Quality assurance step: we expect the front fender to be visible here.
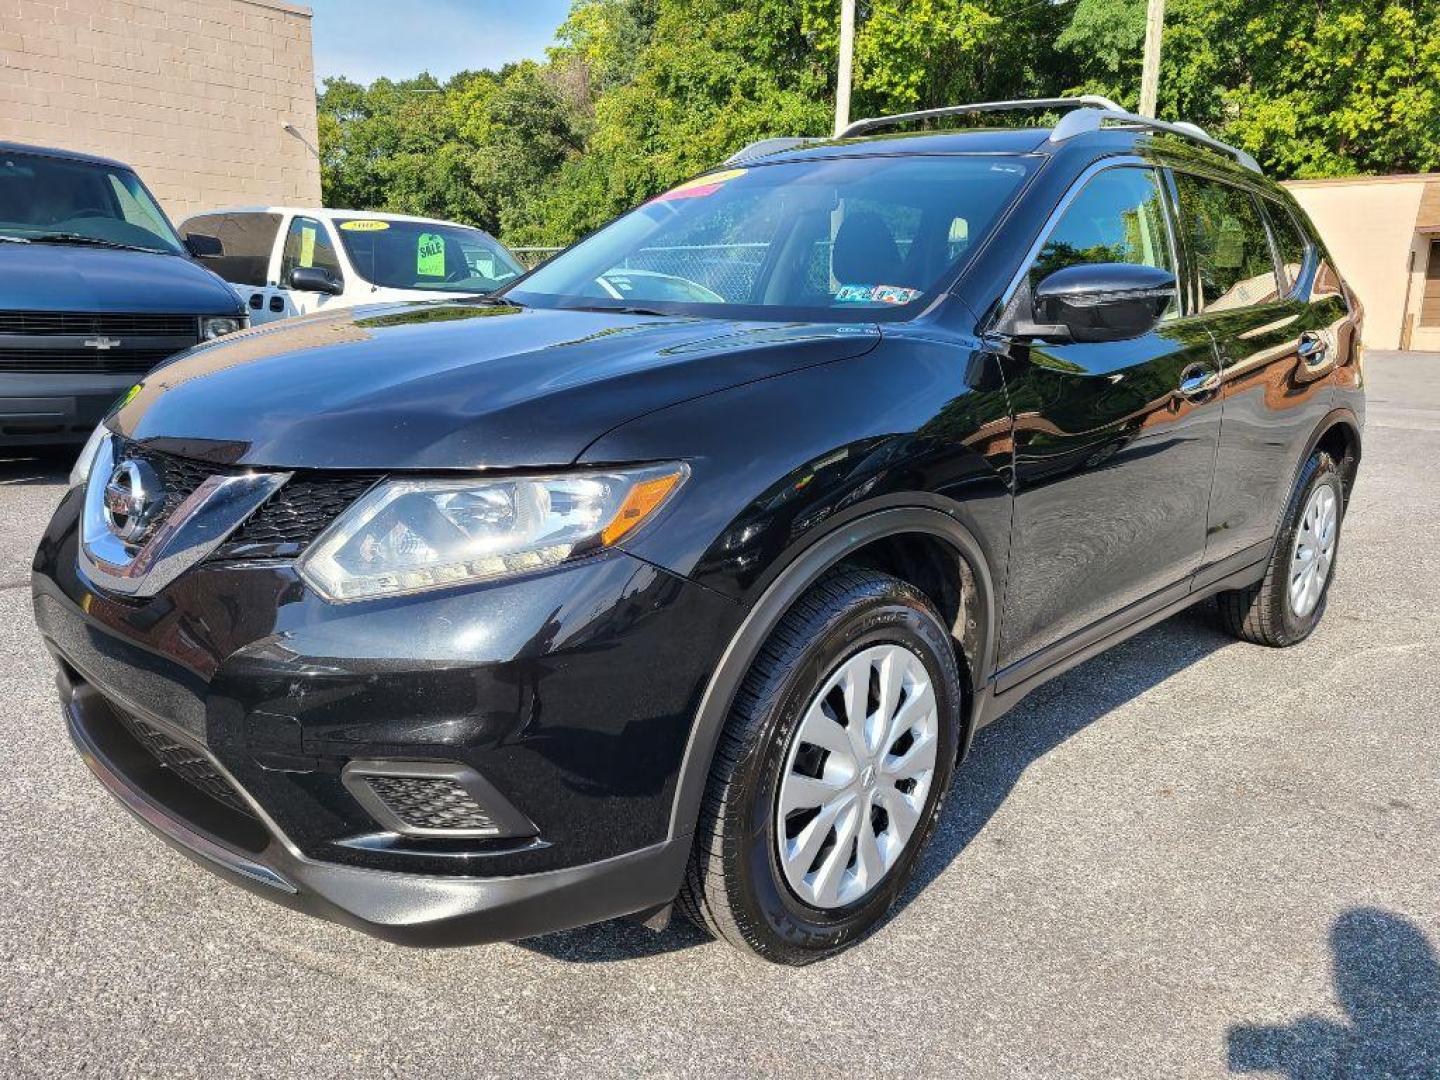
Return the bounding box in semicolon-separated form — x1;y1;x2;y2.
579;340;1016;842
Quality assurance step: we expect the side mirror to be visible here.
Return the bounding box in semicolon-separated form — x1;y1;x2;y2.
184;233;223;258
289;266;344;296
1017;263;1176;344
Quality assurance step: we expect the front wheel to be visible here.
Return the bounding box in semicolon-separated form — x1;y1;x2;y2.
1217;450;1344;647
678;567;962;964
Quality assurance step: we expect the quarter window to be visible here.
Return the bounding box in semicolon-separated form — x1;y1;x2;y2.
1029;167;1176;316
279;215;343;285
1172;174;1280;311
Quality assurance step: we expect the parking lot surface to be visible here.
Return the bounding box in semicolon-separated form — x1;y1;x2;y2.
1;352;1436;1078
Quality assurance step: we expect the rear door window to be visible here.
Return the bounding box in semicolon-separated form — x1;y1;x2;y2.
1172;173;1280;311
183;212;282;287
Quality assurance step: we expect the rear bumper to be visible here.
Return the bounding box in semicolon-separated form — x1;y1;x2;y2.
63;676;691;946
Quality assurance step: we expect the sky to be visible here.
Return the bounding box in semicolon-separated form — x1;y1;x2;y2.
306;0;575;86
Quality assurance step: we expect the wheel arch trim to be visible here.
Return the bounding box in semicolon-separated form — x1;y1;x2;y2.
1309;406;1362;486
1257;406;1362;569
666;504;997;844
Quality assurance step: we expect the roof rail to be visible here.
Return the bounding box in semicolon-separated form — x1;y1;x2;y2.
836;94;1261;175
837;95;1124;139
1049;105;1262;174
727;96;1262;175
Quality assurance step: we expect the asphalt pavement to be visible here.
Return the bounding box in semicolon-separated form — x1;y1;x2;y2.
1;351;1436;1078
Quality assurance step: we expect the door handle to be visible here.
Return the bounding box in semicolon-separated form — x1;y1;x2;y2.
1297;331;1329;366
1176;364;1220;399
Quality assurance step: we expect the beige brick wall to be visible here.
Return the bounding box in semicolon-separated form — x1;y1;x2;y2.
0;0;320;222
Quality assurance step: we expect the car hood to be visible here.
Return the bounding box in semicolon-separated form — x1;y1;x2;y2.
0;243;241;314
109;300;881;469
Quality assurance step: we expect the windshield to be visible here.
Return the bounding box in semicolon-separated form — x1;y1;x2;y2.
335;218;524;293
508;154;1035;321
0;150;184;254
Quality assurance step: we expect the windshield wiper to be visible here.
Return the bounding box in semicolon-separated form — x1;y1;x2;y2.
565;303;672;317
31;233;166;254
470;292;525;308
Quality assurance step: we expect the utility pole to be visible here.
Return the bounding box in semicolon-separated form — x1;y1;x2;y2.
834;0;856;137
1138;0;1165;117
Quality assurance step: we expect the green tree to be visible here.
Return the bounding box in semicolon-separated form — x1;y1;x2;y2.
1059;0;1440;176
316;0;1440;248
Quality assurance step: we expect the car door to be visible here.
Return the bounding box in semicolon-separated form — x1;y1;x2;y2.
1167;172;1350;585
180;211;284;322
996;163;1225;677
275;214;346;319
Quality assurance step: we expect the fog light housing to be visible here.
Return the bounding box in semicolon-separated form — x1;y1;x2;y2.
341;759;536;839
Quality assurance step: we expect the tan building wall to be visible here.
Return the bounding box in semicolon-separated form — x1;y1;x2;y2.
0;0;320;222
1285;174;1440;352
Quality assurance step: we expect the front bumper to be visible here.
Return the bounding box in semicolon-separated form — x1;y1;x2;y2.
0;371;136;443
62;677;691;945
34;486;740;944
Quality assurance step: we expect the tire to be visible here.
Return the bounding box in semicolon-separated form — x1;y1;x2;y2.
678;567;962;964
1217;450;1344;647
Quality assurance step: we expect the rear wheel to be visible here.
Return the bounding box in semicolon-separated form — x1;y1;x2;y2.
678;567;962;964
1217;450;1343;646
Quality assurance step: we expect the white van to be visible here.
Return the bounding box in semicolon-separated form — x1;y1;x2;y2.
177;207;526;324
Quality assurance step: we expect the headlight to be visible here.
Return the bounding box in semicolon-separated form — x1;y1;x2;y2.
69;423;110;488
202;316;246;340
298;464;688;601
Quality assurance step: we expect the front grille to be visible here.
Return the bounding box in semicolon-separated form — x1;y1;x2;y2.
364;776;497;833
113;709;257;820
0;347;181;374
0;311;199;336
104;438;378;558
120;440;218;521
226;473;381;552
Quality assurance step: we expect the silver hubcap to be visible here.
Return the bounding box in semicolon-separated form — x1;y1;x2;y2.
1289;483;1338;618
775;644;939;909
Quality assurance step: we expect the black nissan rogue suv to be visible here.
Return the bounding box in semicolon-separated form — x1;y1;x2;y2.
33;98;1363;964
0;143;246;444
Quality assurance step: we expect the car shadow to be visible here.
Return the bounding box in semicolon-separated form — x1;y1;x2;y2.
1227;907;1440;1077
0;445;75;486
516;603;1232;964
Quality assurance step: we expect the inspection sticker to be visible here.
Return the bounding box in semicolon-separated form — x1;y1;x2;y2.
833;284;921;304
871;285;919;304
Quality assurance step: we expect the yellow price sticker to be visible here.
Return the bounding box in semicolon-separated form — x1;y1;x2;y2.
339;219;390;232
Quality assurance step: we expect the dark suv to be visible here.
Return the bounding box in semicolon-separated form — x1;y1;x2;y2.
0;143;246;444
33;98;1363;965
